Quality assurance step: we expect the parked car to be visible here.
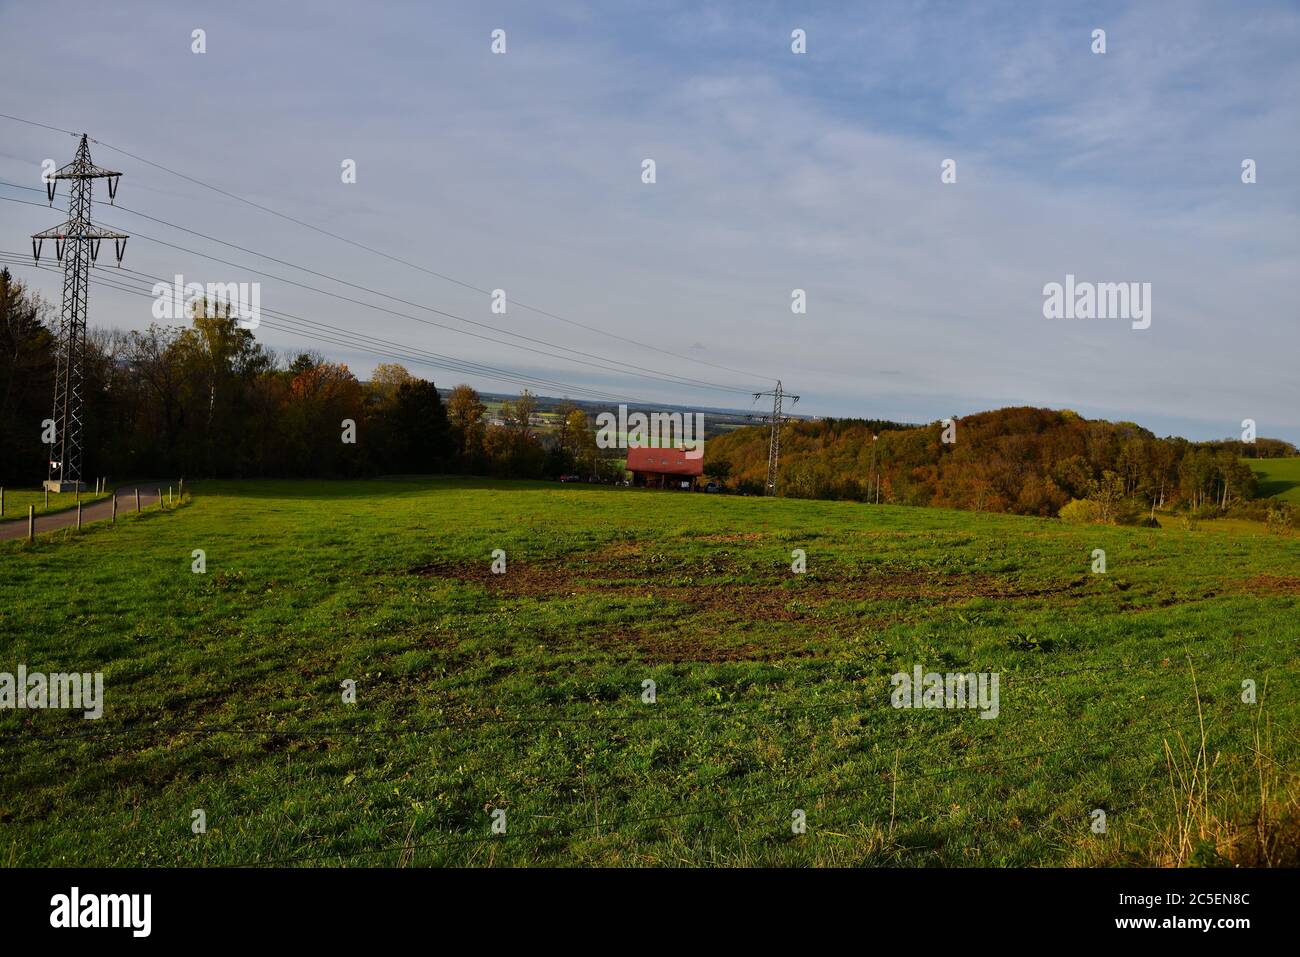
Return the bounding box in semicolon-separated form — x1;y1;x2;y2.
705;482;721;493
559;474;581;483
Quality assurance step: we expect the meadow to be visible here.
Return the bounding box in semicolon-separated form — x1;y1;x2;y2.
1250;456;1300;503
1;477;1296;867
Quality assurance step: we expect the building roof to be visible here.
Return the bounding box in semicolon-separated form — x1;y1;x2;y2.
626;445;704;476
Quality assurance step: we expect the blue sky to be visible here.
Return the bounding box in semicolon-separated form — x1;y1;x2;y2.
1;0;1296;441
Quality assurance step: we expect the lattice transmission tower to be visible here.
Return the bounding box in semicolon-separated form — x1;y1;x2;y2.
31;134;128;491
752;380;799;496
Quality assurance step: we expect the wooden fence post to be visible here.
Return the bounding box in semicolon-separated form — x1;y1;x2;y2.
135;488;141;513
77;501;82;530
27;505;34;542
44;487;49;510
112;493;117;524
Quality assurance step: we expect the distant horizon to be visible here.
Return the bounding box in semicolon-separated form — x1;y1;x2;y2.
2;1;1295;447
438;383;1294;448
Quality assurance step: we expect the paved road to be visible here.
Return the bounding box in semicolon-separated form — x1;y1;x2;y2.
0;483;168;541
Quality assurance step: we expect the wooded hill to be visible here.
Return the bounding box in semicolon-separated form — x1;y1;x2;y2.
704;407;1297;518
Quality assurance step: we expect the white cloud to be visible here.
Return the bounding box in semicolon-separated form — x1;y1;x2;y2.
0;0;1294;439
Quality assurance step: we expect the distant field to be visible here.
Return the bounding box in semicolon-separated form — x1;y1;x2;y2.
1249;456;1300;502
1;478;1296;867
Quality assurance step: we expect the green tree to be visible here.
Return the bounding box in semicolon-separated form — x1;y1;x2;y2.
385;379;452;473
0;269;55;485
704;459;732;484
446;384;487;465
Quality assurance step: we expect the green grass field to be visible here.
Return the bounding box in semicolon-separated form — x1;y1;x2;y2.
0;487;108;521
1;478;1296;867
1249;456;1300;503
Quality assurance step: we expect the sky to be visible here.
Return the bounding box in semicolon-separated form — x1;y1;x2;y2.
0;0;1296;442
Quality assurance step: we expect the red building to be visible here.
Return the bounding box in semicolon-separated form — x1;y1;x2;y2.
626;446;704;490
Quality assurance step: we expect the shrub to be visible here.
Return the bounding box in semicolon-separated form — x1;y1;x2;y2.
1058;498;1102;524
1227;500;1272;522
1266;503;1295;535
1112;499;1148;526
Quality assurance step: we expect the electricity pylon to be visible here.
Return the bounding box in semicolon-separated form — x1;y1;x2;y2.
32;134;128;491
752;380;799;496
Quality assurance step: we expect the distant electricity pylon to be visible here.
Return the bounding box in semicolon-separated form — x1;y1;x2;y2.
31;134;128;491
752;380;799;496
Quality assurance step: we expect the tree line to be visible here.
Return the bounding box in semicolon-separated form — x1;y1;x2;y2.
0;270;604;486
4;267;1293;524
705;407;1296;522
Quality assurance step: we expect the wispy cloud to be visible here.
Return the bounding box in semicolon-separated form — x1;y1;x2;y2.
0;0;1294;440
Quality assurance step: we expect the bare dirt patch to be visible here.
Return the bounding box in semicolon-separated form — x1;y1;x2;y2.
410;559;583;596
584;627;773;663
409;553;1082;614
1235;575;1300;596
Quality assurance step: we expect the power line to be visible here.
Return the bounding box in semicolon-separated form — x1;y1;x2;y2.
0;253;642;403
2;191;756;400
752;380;800;495
12;253;736;409
101;199;761;396
0;254;628;401
26;136;127;492
0;111;79;139
0;113;774;383
83;134;772;382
